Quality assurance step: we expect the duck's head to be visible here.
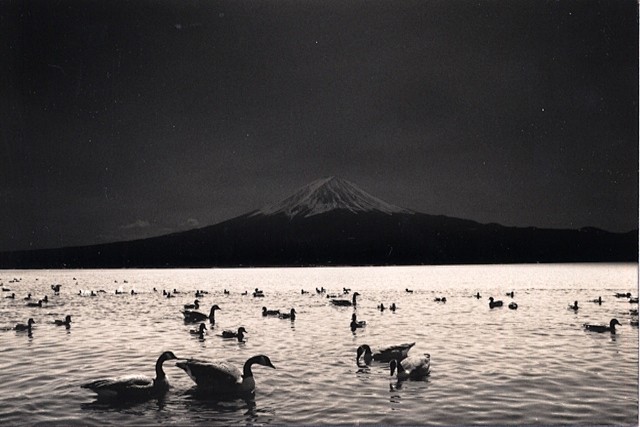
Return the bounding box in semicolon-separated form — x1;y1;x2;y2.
489;297;494;302
160;351;179;362
238;327;247;334
198;323;207;331
65;315;72;323
28;318;35;325
351;313;357;321
610;318;621;328
356;344;372;362
253;355;275;369
210;304;221;312
353;292;361;297
290;308;296;314
262;307;267;312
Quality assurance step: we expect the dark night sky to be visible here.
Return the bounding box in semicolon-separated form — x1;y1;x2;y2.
2;0;638;251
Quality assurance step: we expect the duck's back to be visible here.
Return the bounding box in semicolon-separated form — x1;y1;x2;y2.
177;359;241;391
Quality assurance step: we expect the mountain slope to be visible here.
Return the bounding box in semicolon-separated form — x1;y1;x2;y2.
0;177;636;268
252;176;412;218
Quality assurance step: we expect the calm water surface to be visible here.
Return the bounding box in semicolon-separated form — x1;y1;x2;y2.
0;264;637;426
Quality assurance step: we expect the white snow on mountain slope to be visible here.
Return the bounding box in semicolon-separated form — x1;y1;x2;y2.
252;177;413;218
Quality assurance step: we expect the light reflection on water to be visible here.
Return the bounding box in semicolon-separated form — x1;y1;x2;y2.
0;264;637;426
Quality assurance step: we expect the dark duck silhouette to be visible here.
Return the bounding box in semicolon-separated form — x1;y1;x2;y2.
81;351;179;400
221;326;247;342
356;343;415;365
390;303;397;312
190;323;207;338
405;288;413;293
183;305;221;324
568;301;579;311
24;293;32;300
488;297;503;308
26;300;43;308
377;303;385;311
584;318;621;333
54;315;72;327
390;354;431;380
590;296;603;304
474;292;481;299
262;307;280;316
508;302;518;310
279;308;296;320
176;354;275;396
184;299;200;310
350;313;366;330
14;318;35;332
331;292;360;307
5;293;15;299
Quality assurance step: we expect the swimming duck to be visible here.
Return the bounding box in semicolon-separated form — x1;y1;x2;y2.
26;300;43;308
474;292;481;299
506;291;514;298
176;354;275;396
14;318;35;332
184;300;200;310
390;354;431;380
350;313;366;330
279;308;296;320
390;303;397;312
331;292;360;307
43;295;48;303
508;302;518;310
615;292;631;298
183;305;221;324
405;288;414;293
24;293;32;300
221;327;247;342
301;289;309;294
50;284;62;293
584;318;621;333
54;315;72;326
5;293;15;299
356;343;416;365
223;289;230;295
591;296;603;304
629;297;639;304
568;301;579;311
488;297;503;308
434;297;446;303
81;351;179;400
377;303;385;311
190;323;207;338
241;291;248;296
262;307;280;316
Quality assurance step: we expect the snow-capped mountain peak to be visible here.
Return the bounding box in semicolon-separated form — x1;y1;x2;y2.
252;177;413;218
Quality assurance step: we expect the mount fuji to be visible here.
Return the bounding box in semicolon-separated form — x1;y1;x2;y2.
252;177;412;218
0;177;636;268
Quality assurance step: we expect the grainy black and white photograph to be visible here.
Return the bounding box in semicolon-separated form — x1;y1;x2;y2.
1;0;638;425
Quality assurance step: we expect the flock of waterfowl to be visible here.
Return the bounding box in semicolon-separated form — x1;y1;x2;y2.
2;275;638;404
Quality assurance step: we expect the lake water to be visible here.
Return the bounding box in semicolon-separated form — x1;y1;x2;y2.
0;264;638;426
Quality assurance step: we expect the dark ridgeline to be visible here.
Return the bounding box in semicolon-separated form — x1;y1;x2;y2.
0;177;636;268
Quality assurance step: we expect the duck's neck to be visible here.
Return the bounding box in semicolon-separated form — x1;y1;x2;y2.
155;356;167;379
209;309;216;322
242;356;258;379
352;294;357;306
